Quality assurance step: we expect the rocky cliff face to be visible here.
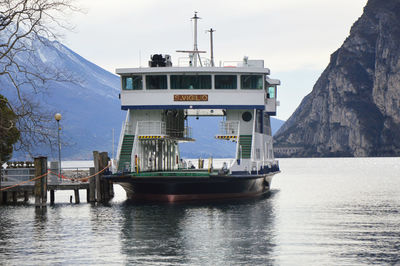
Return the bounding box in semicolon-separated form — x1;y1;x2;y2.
274;0;400;157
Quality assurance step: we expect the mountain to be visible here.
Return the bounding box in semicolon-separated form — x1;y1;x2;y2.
1;37;124;160
274;0;400;157
1;37;285;160
271;118;285;136
179;117;285;158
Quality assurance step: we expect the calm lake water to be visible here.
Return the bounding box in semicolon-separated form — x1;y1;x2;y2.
1;158;400;265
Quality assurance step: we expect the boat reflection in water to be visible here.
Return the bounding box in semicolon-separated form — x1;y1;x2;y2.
119;192;278;265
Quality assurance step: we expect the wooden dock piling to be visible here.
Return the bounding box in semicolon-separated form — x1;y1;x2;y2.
88;167;96;202
24;191;29;202
34;156;47;208
93;151;113;203
100;152;112;202
50;190;55;205
74;189;80;204
93;151;101;202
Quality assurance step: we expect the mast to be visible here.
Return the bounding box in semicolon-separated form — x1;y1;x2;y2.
192;12;200;67
176;12;206;67
207;28;215;67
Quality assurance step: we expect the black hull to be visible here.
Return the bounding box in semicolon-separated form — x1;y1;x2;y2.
108;172;278;202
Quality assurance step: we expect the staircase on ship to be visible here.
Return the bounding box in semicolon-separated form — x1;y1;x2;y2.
239;135;252;159
118;135;134;171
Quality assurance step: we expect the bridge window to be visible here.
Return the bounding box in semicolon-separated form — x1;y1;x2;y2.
268;86;275;98
170;75;211;89
241;75;263;90
215;75;237;89
122;75;142;90
146;75;167;90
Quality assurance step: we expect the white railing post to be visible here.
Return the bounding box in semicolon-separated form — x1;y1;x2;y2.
251;109;256;161
130;122;140;173
235;121;241;160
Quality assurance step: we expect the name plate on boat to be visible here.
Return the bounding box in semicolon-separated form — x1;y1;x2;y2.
174;94;208;101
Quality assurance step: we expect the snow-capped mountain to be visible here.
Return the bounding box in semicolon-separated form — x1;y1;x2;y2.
1;37;284;160
1;36;123;160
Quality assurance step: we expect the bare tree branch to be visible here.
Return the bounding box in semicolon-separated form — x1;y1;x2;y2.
0;0;79;156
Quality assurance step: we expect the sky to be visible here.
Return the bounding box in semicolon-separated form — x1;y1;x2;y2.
61;0;368;121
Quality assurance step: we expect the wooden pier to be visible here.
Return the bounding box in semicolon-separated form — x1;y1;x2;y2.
0;151;113;207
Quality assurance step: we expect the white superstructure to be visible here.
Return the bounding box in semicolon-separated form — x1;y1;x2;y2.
115;13;280;175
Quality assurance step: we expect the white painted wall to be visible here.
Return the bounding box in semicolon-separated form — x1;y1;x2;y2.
226;110;254;135
121;90;265;108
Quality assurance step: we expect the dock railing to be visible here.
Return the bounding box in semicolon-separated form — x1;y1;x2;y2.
0;166;91;188
48;166;91;185
1;167;35;187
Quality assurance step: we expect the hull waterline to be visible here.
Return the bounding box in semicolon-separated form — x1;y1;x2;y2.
109;172;278;202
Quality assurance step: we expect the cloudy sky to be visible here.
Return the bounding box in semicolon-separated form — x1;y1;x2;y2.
62;0;367;120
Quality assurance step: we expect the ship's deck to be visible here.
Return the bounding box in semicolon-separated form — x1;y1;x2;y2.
106;169;279;183
117;169;217;178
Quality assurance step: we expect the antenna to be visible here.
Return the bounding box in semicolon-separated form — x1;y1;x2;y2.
207;28;216;67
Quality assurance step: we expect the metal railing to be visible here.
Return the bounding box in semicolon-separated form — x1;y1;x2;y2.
177;57;212;67
166;126;192;139
116;121;126;163
222;61;241;67
117;111;131;163
124;124;135;135
48;167;91;185
0;166;91;187
218;121;239;136
137;121;166;136
184;126;192;138
1;168;35;187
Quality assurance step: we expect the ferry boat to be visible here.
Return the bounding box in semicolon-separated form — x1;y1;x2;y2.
107;13;281;202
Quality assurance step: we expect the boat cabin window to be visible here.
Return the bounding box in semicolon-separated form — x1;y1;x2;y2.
122;75;142;90
215;75;237;89
241;75;263;90
170;75;211;89
267;86;276;98
146;75;167;90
